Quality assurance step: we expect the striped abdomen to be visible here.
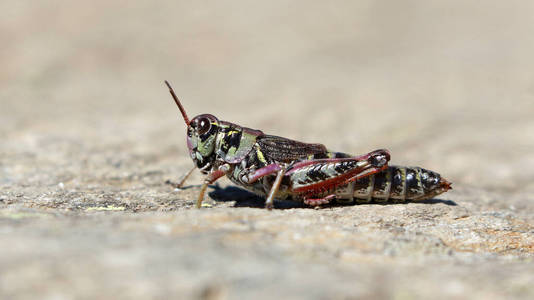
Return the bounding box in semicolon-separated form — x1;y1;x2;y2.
334;166;451;203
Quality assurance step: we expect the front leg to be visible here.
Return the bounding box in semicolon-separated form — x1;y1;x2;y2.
196;164;230;208
174;166;196;189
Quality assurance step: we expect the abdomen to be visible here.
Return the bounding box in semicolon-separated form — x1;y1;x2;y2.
334;166;451;203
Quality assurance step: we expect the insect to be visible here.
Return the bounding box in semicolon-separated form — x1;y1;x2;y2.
165;81;452;209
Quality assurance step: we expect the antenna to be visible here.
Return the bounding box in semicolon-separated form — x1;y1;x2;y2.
165;80;190;125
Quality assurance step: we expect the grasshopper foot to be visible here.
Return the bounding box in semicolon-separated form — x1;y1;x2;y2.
166;166;196;189
303;194;336;207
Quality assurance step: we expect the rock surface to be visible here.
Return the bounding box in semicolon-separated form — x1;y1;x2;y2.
1;1;533;299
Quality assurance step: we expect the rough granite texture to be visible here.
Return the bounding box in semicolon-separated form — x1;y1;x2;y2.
1;1;533;299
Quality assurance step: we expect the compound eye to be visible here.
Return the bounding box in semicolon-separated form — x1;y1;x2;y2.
197;117;211;135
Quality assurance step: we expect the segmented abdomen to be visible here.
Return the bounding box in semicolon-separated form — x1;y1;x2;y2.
334;166;444;203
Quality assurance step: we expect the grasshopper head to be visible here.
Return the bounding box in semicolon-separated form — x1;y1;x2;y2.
187;114;220;171
165;81;220;172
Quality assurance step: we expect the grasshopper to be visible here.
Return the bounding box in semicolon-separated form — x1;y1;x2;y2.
165;81;451;209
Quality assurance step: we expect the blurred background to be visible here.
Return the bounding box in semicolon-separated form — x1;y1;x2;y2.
1;1;534;299
2;1;533;192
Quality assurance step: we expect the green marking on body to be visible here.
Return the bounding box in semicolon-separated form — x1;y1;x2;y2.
256;149;267;164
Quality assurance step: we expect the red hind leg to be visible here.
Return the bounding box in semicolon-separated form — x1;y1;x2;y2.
287;149;390;195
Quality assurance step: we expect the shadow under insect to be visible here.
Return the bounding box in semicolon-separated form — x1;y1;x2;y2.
208;184;305;209
418;198;457;206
